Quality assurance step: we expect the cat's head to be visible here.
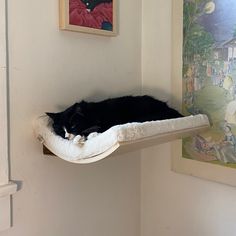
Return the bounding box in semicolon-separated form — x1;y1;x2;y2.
81;0;111;11
82;0;98;11
46;103;89;139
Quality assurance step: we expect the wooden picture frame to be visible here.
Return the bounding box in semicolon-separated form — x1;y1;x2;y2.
171;0;236;187
59;0;117;36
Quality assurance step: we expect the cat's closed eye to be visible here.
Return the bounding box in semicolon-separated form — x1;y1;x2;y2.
70;125;78;133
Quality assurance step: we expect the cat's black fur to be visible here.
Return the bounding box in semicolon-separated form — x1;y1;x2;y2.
46;95;183;139
81;0;112;11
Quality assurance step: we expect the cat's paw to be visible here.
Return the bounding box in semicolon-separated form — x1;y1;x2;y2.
87;132;99;140
73;135;86;145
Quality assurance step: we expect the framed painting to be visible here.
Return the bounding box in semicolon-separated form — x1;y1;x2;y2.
59;0;117;36
171;0;236;186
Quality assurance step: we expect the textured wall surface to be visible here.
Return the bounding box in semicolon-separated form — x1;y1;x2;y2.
4;0;142;235
141;1;236;236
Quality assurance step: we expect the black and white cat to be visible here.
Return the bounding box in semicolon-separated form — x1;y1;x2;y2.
46;95;182;140
81;0;112;11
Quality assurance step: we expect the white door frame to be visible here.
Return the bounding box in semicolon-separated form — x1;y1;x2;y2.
0;0;17;231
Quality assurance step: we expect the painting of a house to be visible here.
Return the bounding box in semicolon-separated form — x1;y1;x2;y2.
214;37;236;62
182;0;236;167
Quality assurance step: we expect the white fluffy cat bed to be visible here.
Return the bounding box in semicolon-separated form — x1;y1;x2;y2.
33;114;210;164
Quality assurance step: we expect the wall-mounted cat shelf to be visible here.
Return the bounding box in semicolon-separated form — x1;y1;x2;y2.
34;114;210;164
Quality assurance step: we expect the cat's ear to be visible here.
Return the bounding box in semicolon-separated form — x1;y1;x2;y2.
74;104;85;117
46;112;59;120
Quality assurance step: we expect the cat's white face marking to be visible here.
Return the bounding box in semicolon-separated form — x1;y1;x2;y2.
63;127;75;140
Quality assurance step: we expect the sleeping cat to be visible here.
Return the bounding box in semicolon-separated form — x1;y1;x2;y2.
81;0;112;11
46;95;183;140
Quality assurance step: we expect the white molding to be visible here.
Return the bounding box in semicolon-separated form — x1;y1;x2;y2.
0;183;17;198
0;183;17;231
0;0;17;231
0;196;11;231
0;0;9;185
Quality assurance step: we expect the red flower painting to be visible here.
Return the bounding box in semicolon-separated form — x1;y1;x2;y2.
69;0;113;31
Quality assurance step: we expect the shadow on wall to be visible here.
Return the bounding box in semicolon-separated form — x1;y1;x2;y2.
46;86;180;115
142;86;182;111
55;87;142;110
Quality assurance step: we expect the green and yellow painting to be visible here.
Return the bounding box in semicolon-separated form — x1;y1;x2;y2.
182;0;236;168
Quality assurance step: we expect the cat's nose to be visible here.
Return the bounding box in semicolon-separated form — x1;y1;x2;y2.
65;132;70;139
65;132;72;139
65;133;75;140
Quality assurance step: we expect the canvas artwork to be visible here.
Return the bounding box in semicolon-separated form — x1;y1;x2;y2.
182;0;236;168
59;0;116;36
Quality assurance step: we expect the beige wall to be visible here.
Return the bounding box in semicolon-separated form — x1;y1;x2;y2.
141;0;236;236
3;0;141;235
4;0;236;236
142;0;172;101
